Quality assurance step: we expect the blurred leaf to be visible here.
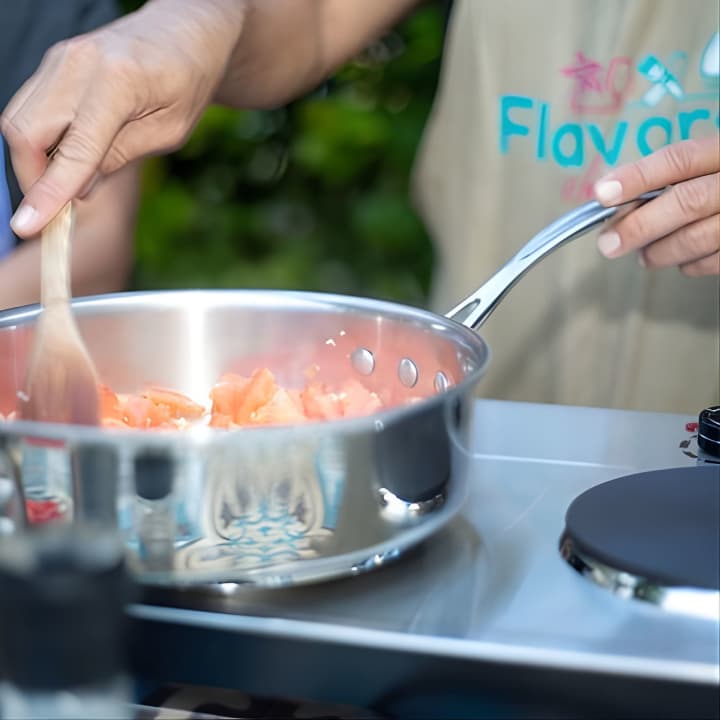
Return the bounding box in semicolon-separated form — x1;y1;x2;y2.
352;192;425;260
124;3;445;307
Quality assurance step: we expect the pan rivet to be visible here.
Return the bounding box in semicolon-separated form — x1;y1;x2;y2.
351;348;375;376
434;372;449;393
398;358;418;388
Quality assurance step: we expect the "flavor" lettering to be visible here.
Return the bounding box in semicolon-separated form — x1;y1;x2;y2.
499;95;717;168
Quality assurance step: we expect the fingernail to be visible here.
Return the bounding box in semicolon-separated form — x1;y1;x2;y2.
637;251;647;268
10;204;39;235
594;179;623;205
597;231;622;258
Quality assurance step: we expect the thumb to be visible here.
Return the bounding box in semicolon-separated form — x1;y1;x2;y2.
10;95;124;237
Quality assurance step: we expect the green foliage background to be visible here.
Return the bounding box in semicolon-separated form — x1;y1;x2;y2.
120;2;447;306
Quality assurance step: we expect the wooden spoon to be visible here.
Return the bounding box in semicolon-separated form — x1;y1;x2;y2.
18;202;100;425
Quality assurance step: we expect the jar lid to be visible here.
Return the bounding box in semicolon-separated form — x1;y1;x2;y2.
698;406;720;460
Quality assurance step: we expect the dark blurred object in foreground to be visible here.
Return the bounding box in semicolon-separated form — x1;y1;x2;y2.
0;527;134;719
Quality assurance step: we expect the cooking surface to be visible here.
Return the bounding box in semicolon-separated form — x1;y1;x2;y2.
564;466;720;590
131;400;719;709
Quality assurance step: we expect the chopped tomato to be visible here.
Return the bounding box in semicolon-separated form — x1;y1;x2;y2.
254;388;307;426
339;378;384;418
122;395;171;429
229;368;278;424
98;384;123;422
209;412;234;429
287;389;303;409
210;374;250;418
143;387;205;420
101;417;131;430
301;382;343;420
21;362;394;431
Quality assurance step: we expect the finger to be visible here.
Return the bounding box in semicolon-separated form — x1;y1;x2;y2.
594;135;720;206
0;117;53;195
9;84;128;237
0;43;80;190
0;39;61;124
679;251;720;278
639;214;720;269
597;174;720;258
77;172;103;199
1;89;72;193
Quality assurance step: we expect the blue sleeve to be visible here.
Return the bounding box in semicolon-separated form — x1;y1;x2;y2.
0;140;13;259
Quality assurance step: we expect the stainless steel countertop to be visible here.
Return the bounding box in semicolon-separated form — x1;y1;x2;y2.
130;400;719;714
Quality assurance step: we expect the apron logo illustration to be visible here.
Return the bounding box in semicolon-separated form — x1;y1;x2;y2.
700;32;719;82
497;33;720;202
636;53;687;106
561;51;634;115
632;33;719;108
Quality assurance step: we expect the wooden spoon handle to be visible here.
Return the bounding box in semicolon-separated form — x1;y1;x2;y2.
40;202;74;307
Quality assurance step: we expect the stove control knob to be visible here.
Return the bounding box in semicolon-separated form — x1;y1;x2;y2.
697;406;720;464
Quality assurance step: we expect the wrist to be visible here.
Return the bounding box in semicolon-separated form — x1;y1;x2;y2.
141;0;249;85
211;0;256;107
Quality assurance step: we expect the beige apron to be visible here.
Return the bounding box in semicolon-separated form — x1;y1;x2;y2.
413;0;719;414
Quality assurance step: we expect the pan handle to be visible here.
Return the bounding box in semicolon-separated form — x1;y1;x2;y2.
446;190;664;330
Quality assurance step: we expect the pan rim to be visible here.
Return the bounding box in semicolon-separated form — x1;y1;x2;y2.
0;288;491;447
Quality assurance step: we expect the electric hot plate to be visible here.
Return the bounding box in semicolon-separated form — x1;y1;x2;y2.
560;465;720;619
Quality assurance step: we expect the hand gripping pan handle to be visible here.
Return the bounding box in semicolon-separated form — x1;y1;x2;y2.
447;191;663;330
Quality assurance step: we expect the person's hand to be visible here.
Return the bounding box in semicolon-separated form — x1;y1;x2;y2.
593;135;719;277
0;0;246;238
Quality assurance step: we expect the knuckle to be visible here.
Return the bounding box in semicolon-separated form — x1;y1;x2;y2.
680;254;718;278
686;217;720;257
631;161;654;192
55;130;104;166
33;175;66;206
41;39;68;64
641;243;661;268
618;211;648;246
672;179;709;218
104;50;140;85
649;217;719;270
35;36;99;81
61;35;100;64
642;242;667;269
662;140;694;181
0;113;19;142
0;112;40;155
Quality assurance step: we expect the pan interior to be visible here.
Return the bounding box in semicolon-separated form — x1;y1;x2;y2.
0;290;489;420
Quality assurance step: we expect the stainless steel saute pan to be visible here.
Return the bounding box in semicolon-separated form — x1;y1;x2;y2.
0;193;658;587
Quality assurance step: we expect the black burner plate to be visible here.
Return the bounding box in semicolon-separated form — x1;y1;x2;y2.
563;465;720;590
